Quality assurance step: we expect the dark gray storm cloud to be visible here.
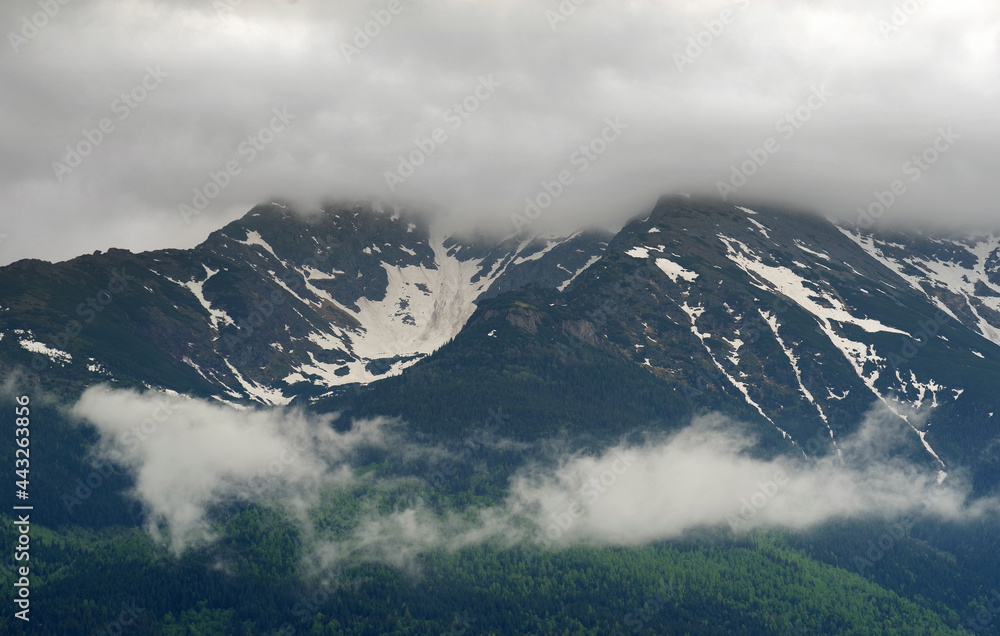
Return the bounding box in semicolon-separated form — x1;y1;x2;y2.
1;0;998;265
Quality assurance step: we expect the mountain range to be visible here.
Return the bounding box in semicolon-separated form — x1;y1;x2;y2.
3;195;999;488
4;195;1000;634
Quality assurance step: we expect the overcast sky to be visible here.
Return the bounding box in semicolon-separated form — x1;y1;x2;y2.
1;0;998;265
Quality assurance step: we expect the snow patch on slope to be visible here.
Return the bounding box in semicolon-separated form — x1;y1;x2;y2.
680;302;794;442
760;309;842;460
513;238;563;265
719;234;946;468
747;217;770;238
237;230;284;265
558;254;603;291
718;235;909;337
840;228;1000;347
655;258;698;284
223;359;292;406
179;265;235;331
282;233;518;388
19;338;71;364
794;240;831;261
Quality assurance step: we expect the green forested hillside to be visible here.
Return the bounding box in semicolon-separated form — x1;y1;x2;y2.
2;512;993;635
3;392;1000;634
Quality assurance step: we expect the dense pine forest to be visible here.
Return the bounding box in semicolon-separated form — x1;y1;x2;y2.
3;394;1000;634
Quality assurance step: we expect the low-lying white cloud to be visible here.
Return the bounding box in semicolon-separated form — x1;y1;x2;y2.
72;388;998;564
509;410;989;547
72;386;393;551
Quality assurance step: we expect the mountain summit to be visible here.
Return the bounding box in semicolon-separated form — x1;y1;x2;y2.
0;201;608;403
